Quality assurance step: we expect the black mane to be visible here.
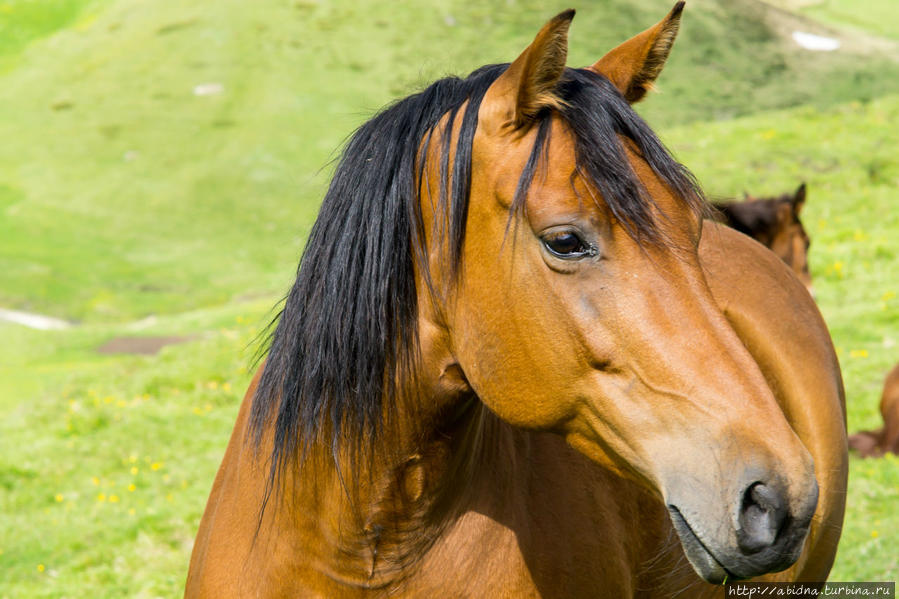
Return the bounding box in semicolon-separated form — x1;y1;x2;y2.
250;64;705;484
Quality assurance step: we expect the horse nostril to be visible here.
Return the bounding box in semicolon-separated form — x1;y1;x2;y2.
737;482;787;554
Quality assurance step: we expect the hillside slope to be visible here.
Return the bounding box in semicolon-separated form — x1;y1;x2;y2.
1;0;897;322
1;1;898;594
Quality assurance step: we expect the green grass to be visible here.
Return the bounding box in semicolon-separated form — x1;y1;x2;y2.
796;0;899;41
0;0;107;72
1;0;899;595
0;300;269;597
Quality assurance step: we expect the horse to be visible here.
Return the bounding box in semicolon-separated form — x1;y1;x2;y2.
848;362;899;458
712;183;813;293
186;5;847;597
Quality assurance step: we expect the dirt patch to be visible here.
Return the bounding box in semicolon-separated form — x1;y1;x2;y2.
97;336;194;355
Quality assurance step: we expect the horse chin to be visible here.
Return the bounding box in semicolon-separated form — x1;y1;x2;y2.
667;504;809;584
666;506;730;584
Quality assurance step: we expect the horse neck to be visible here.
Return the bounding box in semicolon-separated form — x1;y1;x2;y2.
279;323;521;588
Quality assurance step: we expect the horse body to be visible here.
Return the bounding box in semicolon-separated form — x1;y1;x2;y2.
849;363;899;457
187;5;846;597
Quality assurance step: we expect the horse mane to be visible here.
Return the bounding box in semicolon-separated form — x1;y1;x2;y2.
249;64;706;489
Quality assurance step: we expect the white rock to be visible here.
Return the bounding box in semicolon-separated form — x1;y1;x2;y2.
792;31;840;52
0;308;71;330
193;82;225;96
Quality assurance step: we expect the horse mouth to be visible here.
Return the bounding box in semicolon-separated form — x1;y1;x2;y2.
667;506;732;584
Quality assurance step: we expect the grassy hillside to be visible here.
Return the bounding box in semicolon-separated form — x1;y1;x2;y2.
769;0;899;41
1;0;898;595
1;0;898;322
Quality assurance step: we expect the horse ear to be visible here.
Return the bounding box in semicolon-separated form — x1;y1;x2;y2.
792;182;807;216
482;10;574;133
589;2;684;103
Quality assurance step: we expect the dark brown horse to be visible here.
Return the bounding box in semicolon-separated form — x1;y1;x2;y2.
713;183;812;293
186;5;846;597
848;362;899;458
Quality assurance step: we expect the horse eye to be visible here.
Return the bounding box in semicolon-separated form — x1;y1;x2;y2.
542;231;592;258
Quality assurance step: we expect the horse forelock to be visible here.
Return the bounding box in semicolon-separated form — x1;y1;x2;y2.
562;69;707;239
249;62;707;492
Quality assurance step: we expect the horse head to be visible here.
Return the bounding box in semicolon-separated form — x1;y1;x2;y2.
420;4;818;583
715;183;812;294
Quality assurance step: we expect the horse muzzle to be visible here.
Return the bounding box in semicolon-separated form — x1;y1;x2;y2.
665;475;818;583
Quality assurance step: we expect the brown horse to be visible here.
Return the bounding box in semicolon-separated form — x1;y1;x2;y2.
712;183;813;293
848;362;899;457
186;5;847;597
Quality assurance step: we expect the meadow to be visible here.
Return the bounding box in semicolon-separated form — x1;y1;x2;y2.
1;0;897;596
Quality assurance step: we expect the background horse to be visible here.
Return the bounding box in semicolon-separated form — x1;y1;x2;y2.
712;183;812;293
187;5;846;597
848;362;899;458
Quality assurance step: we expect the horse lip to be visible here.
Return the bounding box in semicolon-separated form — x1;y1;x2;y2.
666;505;732;584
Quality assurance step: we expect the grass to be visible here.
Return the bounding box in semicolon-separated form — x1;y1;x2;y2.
0;0;106;72
0;302;266;597
1;0;898;595
793;0;899;41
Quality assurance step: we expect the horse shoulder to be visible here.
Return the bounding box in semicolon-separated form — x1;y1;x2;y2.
698;222;847;581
